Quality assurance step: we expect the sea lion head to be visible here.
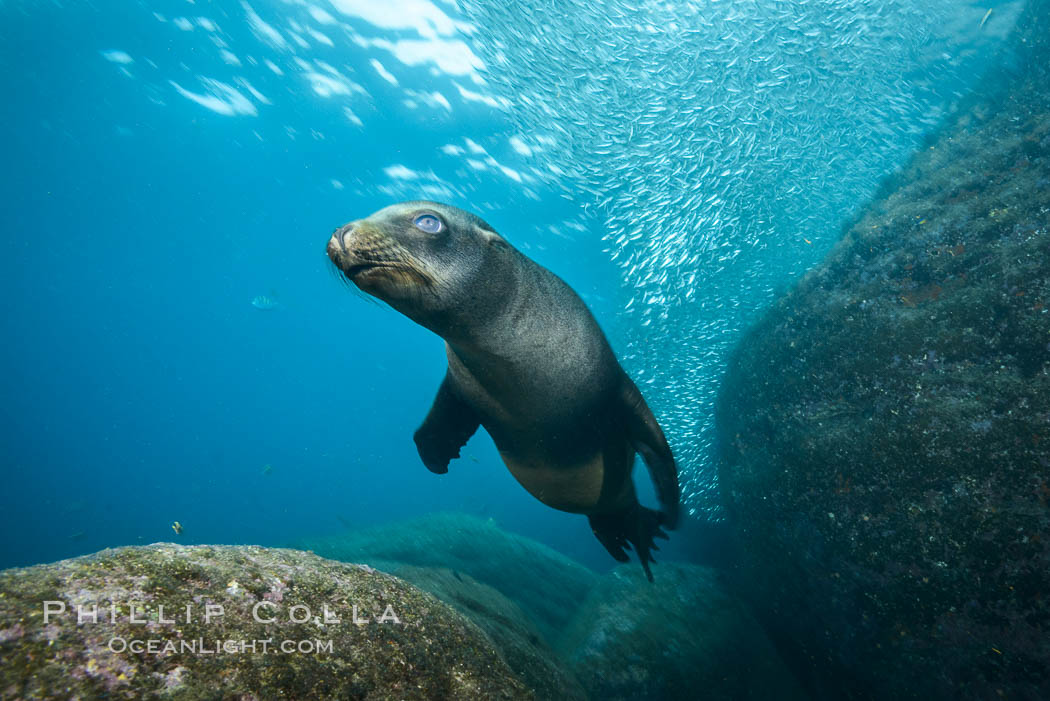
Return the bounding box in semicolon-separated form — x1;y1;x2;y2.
327;201;513;335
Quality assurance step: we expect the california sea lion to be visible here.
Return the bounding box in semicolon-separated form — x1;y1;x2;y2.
326;201;680;579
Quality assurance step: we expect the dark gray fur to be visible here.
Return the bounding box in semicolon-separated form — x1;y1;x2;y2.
327;201;680;579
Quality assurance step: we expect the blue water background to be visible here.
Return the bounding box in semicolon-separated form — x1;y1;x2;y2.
0;0;629;571
0;0;1018;569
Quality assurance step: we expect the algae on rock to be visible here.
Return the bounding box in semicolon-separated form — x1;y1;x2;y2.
0;544;532;700
717;1;1050;698
557;563;807;701
381;563;588;701
298;512;597;645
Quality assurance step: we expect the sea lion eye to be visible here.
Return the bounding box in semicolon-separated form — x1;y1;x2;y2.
413;213;443;234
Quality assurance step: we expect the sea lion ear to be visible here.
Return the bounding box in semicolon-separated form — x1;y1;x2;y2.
479;227;509;249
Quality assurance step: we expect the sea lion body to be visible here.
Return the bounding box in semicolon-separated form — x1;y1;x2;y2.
439;264;630;514
326;201;680;578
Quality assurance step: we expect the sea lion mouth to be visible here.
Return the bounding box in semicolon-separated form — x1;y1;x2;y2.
342;262;415;283
327;235;394;277
341;259;433;292
326;226;435;294
344;262;388;277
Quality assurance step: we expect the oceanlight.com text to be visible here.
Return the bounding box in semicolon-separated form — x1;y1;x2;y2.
108;637;335;655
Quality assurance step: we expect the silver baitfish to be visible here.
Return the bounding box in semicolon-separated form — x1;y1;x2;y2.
251;295;281;311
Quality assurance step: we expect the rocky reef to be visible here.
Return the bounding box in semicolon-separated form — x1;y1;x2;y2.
558;563;807;701
300;513;806;700
0;517;809;700
717;1;1050;699
0;544;531;700
298;512;597;645
380;564;588;701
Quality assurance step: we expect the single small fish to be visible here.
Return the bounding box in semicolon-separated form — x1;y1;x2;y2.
251;295;280;311
979;8;993;29
261;463;273;476
172;521;183;535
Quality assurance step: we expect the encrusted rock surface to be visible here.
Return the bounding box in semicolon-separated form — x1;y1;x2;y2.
557;563;807;701
299;512;597;644
0;544;531;700
383;563;587;701
717;1;1050;698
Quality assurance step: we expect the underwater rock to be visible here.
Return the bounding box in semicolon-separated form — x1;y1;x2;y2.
0;544;531;700
717;1;1050;699
299;513;598;644
557;563;807;701
380;564;588;701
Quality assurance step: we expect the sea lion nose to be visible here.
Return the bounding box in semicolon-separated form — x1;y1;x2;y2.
328;224;354;255
325;235;341;262
326;225;352;261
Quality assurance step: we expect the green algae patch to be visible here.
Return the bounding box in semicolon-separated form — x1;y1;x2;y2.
0;544;532;700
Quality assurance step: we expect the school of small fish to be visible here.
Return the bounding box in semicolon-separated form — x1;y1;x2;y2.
117;0;1016;518
458;0;1014;517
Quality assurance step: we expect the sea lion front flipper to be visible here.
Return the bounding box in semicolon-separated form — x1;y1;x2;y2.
413;374;480;474
621;380;681;529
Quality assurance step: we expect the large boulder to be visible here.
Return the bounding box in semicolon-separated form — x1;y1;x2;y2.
557;563;806;701
717;1;1050;699
383;564;587;701
0;544;531;700
298;513;597;644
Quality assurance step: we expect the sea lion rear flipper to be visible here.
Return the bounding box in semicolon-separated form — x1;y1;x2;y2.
413;374;480;474
621;380;681;529
589;505;669;582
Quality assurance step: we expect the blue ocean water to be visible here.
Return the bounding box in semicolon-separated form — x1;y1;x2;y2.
0;0;1020;571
